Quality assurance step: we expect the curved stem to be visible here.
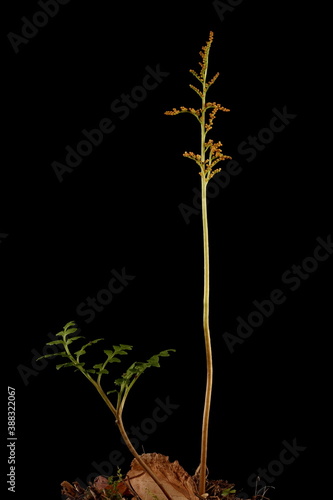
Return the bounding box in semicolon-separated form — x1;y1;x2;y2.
93;381;173;500
198;60;213;494
116;415;173;500
57;332;174;499
198;175;213;495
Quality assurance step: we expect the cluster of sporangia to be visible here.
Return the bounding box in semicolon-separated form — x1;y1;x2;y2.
165;31;231;181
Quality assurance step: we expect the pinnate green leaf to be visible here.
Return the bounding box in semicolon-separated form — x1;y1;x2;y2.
93;363;104;370
92;363;110;375
56;330;76;338
74;348;86;358
147;355;160;367
56;361;77;370
90;338;104;345
56;331;68;338
104;344;132;359
55;321;78;339
74;338;104;358
64;321;77;330
114;349;175;388
66;336;85;345
158;349;175;357
114;344;133;353
114;377;125;386
46;340;65;346
36;351;68;360
109;356;121;363
63;328;77;334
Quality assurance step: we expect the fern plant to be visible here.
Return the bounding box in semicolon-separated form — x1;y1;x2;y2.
38;321;175;500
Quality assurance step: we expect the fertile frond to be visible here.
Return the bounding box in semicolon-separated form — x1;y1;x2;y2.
189;84;204;99
165;106;201;122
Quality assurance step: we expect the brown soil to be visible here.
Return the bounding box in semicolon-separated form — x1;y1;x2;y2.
60;453;264;500
61;478;264;500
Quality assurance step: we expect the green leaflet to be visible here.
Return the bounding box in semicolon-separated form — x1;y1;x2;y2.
108;357;121;363
75;338;104;359
222;487;236;497
66;336;85;345
56;327;77;337
104;345;133;357
93;363;110;375
114;350;176;389
36;351;67;360
56;362;85;370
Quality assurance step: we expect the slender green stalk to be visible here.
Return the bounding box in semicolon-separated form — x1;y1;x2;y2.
199;171;213;496
165;31;231;496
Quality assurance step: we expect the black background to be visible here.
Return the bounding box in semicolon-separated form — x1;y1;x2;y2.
2;1;331;499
